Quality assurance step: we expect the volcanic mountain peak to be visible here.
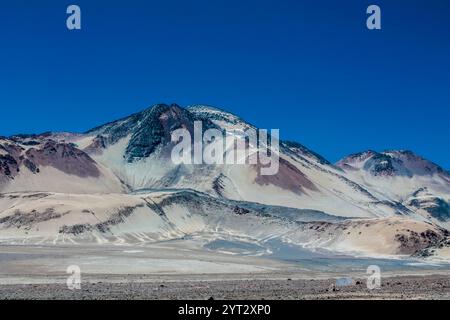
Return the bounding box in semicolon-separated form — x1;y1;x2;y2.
188;104;255;131
188;104;241;122
336;150;377;166
86;103;185;136
84;104;204;162
337;149;448;178
384;150;447;176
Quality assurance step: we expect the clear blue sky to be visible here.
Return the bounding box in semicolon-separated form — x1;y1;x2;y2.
0;0;449;168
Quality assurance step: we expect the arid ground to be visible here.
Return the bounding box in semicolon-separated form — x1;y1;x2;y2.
1;274;449;300
0;243;449;299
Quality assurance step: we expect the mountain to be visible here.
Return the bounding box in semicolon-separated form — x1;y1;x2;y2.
0;136;124;194
336;149;450;230
0;103;449;261
337;150;450;178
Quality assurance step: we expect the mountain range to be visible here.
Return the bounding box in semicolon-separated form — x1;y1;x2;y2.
1;104;449;261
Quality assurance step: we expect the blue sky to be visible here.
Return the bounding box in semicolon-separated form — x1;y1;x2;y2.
0;0;449;168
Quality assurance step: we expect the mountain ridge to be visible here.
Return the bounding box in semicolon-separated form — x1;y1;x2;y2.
1;103;449;261
3;103;448;174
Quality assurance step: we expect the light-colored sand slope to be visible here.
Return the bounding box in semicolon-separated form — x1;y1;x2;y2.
0;190;448;260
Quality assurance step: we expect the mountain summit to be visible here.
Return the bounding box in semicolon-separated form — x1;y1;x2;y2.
337;150;449;178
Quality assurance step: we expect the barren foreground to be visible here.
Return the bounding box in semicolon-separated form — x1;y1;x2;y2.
0;274;449;300
1;244;449;299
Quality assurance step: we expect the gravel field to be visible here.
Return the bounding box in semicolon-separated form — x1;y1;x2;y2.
1;244;449;300
1;274;449;300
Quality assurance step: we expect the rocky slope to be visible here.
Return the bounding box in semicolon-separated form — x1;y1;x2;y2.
0;190;447;259
0;103;449;260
